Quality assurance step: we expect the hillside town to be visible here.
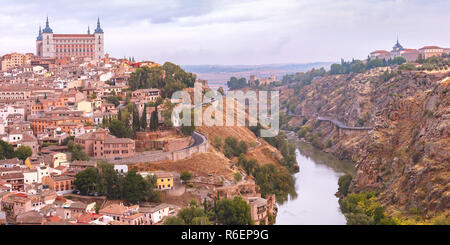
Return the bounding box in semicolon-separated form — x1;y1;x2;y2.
0;18;278;226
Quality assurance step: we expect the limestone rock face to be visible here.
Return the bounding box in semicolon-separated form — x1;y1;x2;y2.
280;69;449;217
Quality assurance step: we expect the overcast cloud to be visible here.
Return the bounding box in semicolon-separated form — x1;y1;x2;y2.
0;0;449;65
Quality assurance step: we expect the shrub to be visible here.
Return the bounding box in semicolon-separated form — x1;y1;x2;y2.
180;171;192;181
338;174;353;196
233;172;242;182
213;136;223;149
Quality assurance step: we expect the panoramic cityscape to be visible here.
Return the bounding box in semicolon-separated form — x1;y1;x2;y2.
0;0;448;237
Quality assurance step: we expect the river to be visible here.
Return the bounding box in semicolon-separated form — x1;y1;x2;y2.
276;139;356;225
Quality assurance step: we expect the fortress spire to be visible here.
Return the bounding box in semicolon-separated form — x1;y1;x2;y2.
42;16;53;33
36;26;42;41
95;17;104;33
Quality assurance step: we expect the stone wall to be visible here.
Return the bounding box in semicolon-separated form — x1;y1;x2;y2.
135;129;192;152
167;131;209;161
111;131;209;165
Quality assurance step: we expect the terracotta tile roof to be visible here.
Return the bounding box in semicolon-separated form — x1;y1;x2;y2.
53;34;95;38
419;46;442;50
16;211;44;224
0;172;24;180
139;203;170;213
69;201;88;210
152;172;173;178
371;50;390;54
52;175;74;182
0;166;22;172
99;204;128;215
77;213;103;224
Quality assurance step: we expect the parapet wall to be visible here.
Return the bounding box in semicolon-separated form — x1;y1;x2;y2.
135;129;192;152
167;131;209;161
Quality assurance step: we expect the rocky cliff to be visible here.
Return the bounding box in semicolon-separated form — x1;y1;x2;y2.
280;68;449;219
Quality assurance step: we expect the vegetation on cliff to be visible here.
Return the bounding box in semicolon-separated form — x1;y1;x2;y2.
237;155;295;203
339;191;396;225
128;62;196;97
164;196;252;225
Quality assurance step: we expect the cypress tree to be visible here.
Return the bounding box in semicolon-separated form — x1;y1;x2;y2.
132;104;140;132
140;104;148;130
118;109;122;122
150;106;158;131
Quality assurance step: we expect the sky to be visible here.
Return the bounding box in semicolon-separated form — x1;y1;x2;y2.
0;0;449;65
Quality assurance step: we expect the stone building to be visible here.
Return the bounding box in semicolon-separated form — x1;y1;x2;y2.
369;39;449;62
36;17;104;60
419;46;446;59
74;129;135;159
1;53;25;71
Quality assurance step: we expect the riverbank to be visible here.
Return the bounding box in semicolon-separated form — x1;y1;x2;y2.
276;138;355;225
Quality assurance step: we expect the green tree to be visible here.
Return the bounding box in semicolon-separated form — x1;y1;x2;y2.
253;163;295;201
212;136;223;149
109;119;132;138
224;137;240;157
150;107;158;131
192;216;211;225
132;103;140;133
238;140;248;154
123;170;148;204
179;109;195;136
216;196;252;225
14;145;33;161
0;140;15;159
140;104;148;130
128;63;196;97
145;175;162;203
161;101;175;128
233;172;242;182
164;216;186;225
96;161;123;199
74;167;98;195
68;141;89;161
227;77;248;90
60;136;74;146
178;206;207;225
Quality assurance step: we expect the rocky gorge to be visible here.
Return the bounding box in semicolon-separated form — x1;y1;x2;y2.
279;67;449;221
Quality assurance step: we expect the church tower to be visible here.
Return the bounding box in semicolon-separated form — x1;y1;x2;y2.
94;17;105;60
36;26;43;56
41;17;55;58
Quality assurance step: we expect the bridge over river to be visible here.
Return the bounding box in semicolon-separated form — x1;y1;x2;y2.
288;113;373;131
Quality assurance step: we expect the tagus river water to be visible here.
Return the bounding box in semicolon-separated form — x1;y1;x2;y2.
276;138;356;225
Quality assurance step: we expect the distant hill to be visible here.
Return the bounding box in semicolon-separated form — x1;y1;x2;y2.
182;62;333;90
182;62;332;74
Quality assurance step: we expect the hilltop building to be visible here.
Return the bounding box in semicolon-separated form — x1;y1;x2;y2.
36;17;104;60
370;38;449;62
249;74;277;86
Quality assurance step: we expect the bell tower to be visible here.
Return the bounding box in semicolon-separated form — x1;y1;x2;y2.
94;17;105;60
